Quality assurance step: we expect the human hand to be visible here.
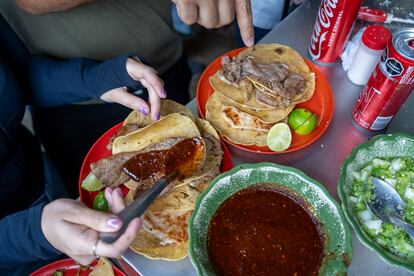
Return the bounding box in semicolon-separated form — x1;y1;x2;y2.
172;0;254;46
100;57;166;120
41;188;140;265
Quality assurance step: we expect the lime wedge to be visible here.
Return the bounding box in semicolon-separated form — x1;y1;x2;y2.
81;173;103;192
288;108;319;135
267;123;292;152
295;113;318;135
93;191;109;212
288;108;313;130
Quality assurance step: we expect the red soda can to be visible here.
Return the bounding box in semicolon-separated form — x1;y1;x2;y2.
352;28;414;131
309;0;363;63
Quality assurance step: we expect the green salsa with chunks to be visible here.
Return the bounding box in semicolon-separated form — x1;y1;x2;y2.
350;157;414;259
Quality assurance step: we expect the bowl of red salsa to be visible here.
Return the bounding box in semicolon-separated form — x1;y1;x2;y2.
188;163;352;275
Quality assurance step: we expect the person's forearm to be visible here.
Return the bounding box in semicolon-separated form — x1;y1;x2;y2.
16;0;96;15
28;54;141;107
0;200;60;267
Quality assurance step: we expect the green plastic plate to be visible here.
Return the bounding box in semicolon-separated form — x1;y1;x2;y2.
338;133;414;272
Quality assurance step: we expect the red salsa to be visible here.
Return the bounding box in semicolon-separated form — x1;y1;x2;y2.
122;137;204;181
208;185;324;275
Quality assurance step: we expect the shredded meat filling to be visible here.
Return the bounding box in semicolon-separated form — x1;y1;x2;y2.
221;56;242;83
256;90;289;108
219;55;307;105
257;62;289;83
283;73;306;99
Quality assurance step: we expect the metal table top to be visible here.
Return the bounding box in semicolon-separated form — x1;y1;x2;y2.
119;0;414;275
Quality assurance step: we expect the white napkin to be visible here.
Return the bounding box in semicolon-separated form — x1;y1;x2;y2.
341;27;366;71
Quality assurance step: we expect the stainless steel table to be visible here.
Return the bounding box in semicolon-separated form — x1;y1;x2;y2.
118;0;414;275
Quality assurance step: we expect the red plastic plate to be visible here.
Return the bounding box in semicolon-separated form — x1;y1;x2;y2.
30;258;125;276
79;122;234;207
196;48;335;154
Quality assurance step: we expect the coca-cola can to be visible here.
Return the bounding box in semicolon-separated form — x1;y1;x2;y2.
352;28;414;131
309;0;363;63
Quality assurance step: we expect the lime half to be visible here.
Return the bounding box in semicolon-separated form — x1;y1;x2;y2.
295;113;318;135
267;123;292;152
288;108;319;136
93;191;109;212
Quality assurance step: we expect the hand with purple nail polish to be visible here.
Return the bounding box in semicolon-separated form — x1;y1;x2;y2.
100;57;165;121
41;193;141;265
139;106;149;116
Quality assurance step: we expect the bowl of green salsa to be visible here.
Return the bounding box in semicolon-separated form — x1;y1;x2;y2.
338;133;414;271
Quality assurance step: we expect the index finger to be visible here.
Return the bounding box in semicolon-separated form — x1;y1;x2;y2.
61;203;122;232
139;66;166;99
141;79;161;121
235;0;254;46
105;187;126;214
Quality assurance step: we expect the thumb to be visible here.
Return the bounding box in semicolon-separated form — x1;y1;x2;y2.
61;204;123;232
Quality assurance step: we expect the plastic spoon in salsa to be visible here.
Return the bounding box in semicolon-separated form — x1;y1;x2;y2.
367;177;414;241
99;137;205;243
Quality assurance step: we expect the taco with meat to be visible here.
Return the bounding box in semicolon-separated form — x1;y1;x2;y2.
206;92;287;146
210;44;315;110
81;100;223;260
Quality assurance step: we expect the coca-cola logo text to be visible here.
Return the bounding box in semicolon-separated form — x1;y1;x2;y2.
309;0;338;60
